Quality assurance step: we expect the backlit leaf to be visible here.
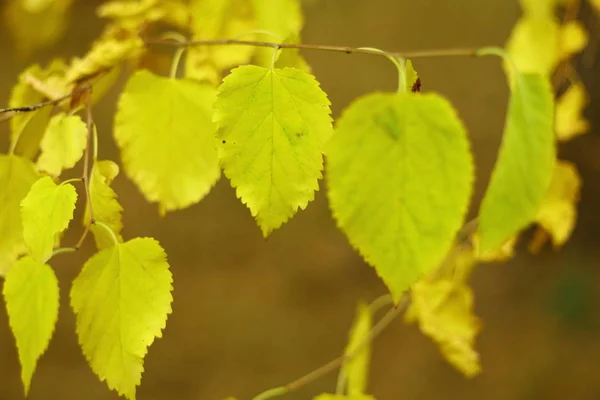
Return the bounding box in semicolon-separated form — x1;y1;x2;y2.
70;238;173;400
405;280;481;377
558;21;588;61
0;155;39;275
21;176;77;263
97;0;189;29
532;160;581;249
3;0;74;58
341;302;372;396
3;256;59;395
186;0;256;83
274;34;312;73
506;15;560;77
37;113;87;176
65;35;144;83
214;65;333;235
478;73;555;253
326;92;473;301
8;63;62;159
252;0;303;67
555;82;589;141
86;160;124;249
114;70;220;213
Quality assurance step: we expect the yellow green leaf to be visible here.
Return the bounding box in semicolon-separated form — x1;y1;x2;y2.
341;302;372;396
0;155;39;275
533;160;581;248
37;113;87;176
86;160;124;249
214;65;333;236
506;15;560;77
185;0;256;83
70;237;173;400
21;176;77;263
478;73;555;253
3;256;59;395
114;70;220;213
405;280;481;377
97;0;189;31
251;0;303;67
555;82;589;141
326;92;473;301
3;0;74;58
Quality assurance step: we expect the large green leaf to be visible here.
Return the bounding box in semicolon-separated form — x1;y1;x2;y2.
21;176;77;263
214;65;333;236
70;237;173;400
3;256;59;395
114;70;220;214
478;73;555;252
326;92;473;301
0;155;39;275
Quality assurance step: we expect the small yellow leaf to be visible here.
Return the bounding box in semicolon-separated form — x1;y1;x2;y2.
341;302;372;396
555;83;589;141
558;21;588;61
405;59;420;92
8;62;67;159
185;0;256;83
274;34;312;73
473;235;518;263
66;36;144;83
3;0;74;58
406;280;481;378
86;160;124;249
532;160;581;249
251;0;303;67
506;15;560;77
21;176;78;262
37;113;87;176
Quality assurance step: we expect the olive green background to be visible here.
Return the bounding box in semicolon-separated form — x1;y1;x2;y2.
1;1;600;399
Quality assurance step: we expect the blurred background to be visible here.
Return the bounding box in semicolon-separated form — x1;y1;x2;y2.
1;1;600;399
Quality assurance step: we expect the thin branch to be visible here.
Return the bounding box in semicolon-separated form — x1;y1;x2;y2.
145;38;479;60
75;91;96;250
0;69;108;115
251;295;409;400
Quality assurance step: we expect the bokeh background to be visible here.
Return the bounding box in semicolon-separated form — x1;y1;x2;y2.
1;1;600;399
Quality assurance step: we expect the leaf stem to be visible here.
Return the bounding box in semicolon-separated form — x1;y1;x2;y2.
60;177;83;186
94;221;119;246
250;294;409;400
170;48;186;79
51;247;77;258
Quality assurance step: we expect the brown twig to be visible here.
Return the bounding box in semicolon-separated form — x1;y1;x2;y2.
145;37;479;60
0;69;108;116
